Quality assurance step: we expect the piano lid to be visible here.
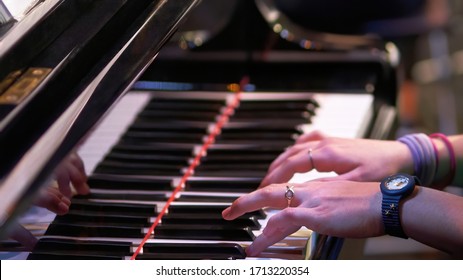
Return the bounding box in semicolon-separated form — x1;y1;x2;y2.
0;0;200;239
141;0;400;105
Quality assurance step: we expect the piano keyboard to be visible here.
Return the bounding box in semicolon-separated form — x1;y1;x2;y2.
17;89;374;260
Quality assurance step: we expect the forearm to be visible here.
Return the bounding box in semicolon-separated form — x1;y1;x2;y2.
401;186;463;257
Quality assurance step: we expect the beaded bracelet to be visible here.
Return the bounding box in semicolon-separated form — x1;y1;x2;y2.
429;133;456;188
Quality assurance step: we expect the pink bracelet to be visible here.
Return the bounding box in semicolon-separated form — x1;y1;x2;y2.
429;133;456;188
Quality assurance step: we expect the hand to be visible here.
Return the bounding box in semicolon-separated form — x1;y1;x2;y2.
33;186;72;215
222;180;383;257
259;130;414;187
33;152;89;215
53;152;90;198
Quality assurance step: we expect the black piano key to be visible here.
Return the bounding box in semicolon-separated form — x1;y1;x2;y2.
0;240;26;252
231;110;311;120
153;225;255;241
161;215;261;230
221;121;302;132
212;139;294;146
135;253;240;260
215;131;297;140
192;169;267;177
94;160;184;176
129;120;209;133
229;116;310;125
45;223;146;238
194;161;270;176
111;143;194;156
138;242;246;259
146;98;225;111
143;100;225;114
136;110;219;121
28;253;123;260
205;144;286;156
88;174;175;191
200;154;280;163
74;192;167;201
122;130;205;143
32;238;131;255
68;200;156;216
45;223;255;241
104;152;191;165
184;177;261;192
54;211;152;225
237;99;319;110
168;205;266;219
196;163;270;170
176;194;237;203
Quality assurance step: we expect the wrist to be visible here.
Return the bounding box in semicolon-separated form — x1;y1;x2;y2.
380;173;419;239
398;185;420;237
396;141;415;175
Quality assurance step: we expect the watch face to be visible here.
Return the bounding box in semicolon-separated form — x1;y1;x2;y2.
384;176;410;191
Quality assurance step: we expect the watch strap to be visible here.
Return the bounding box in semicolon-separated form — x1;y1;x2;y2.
382;194;408;239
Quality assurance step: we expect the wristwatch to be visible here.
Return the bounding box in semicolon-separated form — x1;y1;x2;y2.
380;173;420;239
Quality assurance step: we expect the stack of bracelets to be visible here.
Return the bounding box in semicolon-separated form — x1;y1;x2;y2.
398;133;456;188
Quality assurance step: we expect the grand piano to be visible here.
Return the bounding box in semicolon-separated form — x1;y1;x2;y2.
0;0;399;260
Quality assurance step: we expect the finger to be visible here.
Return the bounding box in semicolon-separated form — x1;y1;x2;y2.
260;153;312;188
246;209;303;256
222;184;289;220
55;163;72;198
267;143;309;173
259;169;291;189
315;171;361;182
66;164;90;195
65;152;89;195
310;171;358;182
306;146;349;174
34;187;71;215
295;130;326;144
68;152;86;175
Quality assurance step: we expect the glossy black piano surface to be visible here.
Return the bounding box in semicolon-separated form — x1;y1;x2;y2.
0;0;200;241
0;0;399;260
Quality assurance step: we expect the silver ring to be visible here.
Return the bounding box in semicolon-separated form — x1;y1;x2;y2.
285;185;295;207
308;148;315;170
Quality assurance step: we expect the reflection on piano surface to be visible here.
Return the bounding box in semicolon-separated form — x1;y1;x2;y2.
0;0;399;259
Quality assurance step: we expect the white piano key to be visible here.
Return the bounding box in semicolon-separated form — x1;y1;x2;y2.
300;93;373;139
78;92;151;174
